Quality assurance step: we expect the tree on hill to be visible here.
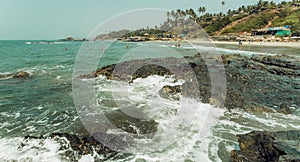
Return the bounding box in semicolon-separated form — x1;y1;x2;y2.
221;0;226;15
198;6;206;17
186;8;197;23
95;0;300;39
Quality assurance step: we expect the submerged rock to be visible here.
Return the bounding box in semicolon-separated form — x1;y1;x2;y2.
13;71;30;78
231;130;300;162
0;71;30;79
105;109;158;135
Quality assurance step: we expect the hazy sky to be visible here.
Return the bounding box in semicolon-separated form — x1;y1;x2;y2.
0;0;285;40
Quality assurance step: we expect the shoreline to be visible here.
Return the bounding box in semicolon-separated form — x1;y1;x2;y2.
119;39;300;48
211;40;300;48
87;38;300;49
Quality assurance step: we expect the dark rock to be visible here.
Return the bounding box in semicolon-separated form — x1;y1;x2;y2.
0;74;10;79
13;71;30;78
159;85;181;100
278;103;292;114
218;54;299;113
231;130;300;162
81;54;300;114
251;54;300;71
0;71;30;79
24;132;122;161
105;110;158;135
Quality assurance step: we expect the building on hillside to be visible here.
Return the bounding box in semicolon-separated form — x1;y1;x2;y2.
251;26;291;37
292;3;300;7
291;36;300;41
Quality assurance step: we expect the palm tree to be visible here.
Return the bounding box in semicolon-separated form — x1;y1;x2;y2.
166;11;170;20
198;6;206;16
269;1;277;9
186;8;197;23
177;9;186;27
170;10;176;27
257;0;263;7
221;0;226;15
170;10;176;19
227;9;233;16
280;1;287;7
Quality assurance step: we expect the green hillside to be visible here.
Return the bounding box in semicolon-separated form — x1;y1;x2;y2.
220;7;300;34
159;0;300;37
95;0;300;40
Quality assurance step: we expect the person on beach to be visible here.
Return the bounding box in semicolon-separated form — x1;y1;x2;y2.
175;42;181;47
238;40;243;45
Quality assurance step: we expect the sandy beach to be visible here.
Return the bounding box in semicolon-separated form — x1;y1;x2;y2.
212;41;300;48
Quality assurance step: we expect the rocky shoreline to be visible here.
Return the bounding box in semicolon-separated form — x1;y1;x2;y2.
16;53;299;161
23;133;122;161
78;53;300;161
231;130;300;162
81;53;299;114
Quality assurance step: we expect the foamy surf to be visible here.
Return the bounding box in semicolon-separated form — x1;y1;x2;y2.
0;137;64;162
1;73;299;161
183;44;274;56
76;74;300;161
0;72;14;80
78;75;225;161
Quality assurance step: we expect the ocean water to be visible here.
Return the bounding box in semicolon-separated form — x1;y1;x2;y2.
0;40;299;161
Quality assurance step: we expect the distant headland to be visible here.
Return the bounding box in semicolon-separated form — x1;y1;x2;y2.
58;37;87;42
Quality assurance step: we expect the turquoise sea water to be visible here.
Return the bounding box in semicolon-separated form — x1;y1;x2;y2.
0;41;84;137
0;40;300;161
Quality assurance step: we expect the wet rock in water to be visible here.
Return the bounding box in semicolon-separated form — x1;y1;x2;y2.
80;57;185;81
0;74;10;79
277;103;292;114
231;130;300;162
13;71;30;78
220;54;299;114
105;109;158;135
81;54;300;114
24;132;122;161
253;55;300;76
0;71;30;79
159;85;181;100
251;54;300;71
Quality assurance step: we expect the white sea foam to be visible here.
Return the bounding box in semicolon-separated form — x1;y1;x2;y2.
89;75;225;161
0;72;13;80
1;72;298;161
14;64;72;77
0;137;64;162
55;76;62;80
79;154;95;162
183;44;275;56
84;74;300;161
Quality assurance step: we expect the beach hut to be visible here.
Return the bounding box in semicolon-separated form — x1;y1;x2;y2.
291;36;300;41
292;3;300;7
251;26;291;37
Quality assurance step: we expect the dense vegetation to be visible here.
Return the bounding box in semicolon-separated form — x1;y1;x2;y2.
95;0;300;40
221;12;276;33
166;0;300;35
